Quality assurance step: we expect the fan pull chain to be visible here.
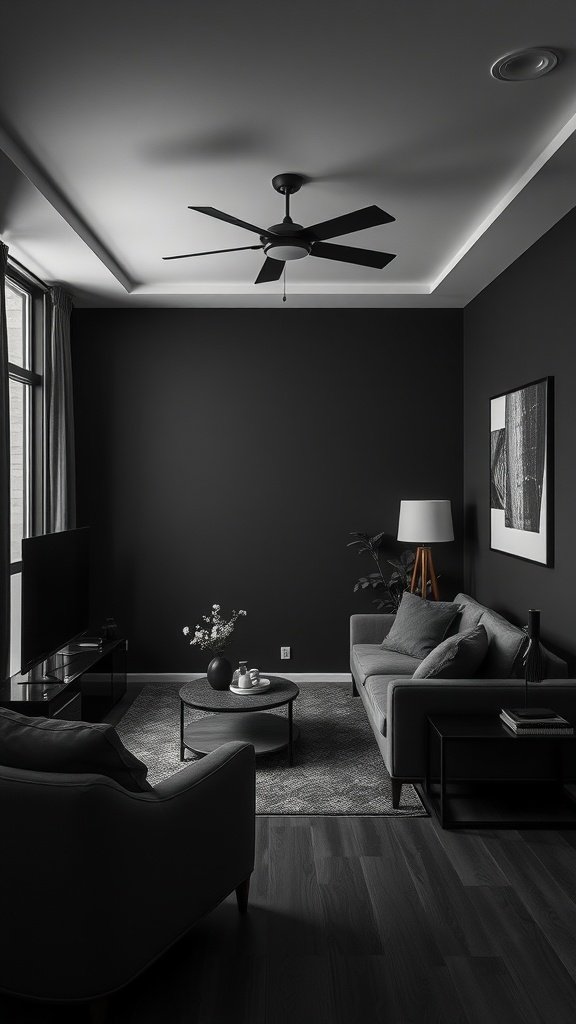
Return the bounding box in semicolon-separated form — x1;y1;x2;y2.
283;265;287;302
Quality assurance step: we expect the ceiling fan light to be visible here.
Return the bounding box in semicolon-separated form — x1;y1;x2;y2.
490;47;559;81
264;241;311;261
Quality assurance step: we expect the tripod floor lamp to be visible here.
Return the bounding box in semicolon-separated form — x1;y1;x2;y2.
397;499;454;600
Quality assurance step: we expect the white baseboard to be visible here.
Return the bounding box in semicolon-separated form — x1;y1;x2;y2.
125;672;351;689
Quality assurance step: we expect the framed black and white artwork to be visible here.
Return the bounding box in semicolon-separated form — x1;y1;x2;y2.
490;377;553;566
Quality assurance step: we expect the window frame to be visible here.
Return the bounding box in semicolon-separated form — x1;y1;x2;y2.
6;261;47;573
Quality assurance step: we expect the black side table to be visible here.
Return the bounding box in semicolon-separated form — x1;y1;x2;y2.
426;714;576;829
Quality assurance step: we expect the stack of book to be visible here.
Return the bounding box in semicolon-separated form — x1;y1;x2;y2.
500;707;574;735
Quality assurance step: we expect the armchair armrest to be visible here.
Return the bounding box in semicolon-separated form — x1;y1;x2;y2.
151;741;255;896
350;613;395;648
153;739;253;799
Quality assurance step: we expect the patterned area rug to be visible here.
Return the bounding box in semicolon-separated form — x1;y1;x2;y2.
115;682;426;816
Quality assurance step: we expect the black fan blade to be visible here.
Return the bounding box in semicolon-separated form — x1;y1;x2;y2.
254;257;285;284
188;206;268;236
306;205;395;241
163;245;263;261
311;241;396;269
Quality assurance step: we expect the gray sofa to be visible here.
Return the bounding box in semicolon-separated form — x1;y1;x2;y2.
350;592;574;808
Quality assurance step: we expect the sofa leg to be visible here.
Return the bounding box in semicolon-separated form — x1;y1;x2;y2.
351;675;359;697
391;779;402;809
235;874;251;913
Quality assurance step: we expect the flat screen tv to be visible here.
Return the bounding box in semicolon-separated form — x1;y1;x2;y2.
20;527;90;674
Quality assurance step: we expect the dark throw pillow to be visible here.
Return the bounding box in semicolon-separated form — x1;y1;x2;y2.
380;591;462;659
412;623;489;679
0;707;152;792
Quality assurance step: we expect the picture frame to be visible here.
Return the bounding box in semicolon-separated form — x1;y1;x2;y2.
489;376;553;566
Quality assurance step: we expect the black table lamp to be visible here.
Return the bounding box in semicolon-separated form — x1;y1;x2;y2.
523;608;546;708
397;499;454;601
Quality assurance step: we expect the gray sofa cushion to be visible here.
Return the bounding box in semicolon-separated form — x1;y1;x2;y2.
446;599;483;637
412;624;489;679
380;591;461;659
453;593;528;677
364;676;396;737
0;707;153;792
352;645;421;686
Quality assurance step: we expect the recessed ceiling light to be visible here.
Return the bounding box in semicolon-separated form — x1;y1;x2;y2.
491;47;560;81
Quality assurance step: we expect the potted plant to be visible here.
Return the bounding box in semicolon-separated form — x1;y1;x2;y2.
348;532;415;611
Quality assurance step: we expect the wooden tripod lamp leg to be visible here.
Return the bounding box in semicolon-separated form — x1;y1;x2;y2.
410;547;422;594
410;546;439;600
426;548;440;601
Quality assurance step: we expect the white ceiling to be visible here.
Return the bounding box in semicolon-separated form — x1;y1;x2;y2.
1;1;576;308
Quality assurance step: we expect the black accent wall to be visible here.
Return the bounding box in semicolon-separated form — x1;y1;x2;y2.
463;205;576;671
72;309;463;673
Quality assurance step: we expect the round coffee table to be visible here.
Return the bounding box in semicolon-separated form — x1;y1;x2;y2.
179;675;300;765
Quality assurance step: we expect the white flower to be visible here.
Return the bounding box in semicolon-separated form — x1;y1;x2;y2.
182;603;247;654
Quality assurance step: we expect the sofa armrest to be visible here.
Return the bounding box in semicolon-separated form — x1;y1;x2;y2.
541;645;568;678
387;677;576;780
350;613;395;648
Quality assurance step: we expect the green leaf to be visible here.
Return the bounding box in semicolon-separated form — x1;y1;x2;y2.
370;532;387;548
347;537;372;554
388;555;407;570
356;573;384;587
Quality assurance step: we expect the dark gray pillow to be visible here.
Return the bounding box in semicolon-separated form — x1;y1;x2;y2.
380;591;462;658
412;624;489;679
0;707;152;792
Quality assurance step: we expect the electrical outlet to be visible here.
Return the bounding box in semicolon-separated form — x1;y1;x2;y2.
281;646;291;660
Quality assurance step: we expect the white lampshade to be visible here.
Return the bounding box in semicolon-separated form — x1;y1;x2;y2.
397;499;454;544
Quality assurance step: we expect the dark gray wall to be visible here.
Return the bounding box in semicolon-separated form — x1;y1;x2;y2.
72;309;463;673
463;204;576;670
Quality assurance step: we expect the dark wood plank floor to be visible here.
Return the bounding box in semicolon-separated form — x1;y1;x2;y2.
3;813;576;1023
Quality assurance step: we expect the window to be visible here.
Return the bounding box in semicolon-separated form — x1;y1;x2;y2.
6;266;45;674
9;376;29;562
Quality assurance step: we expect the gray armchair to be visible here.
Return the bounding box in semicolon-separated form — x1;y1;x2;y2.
0;736;255;1004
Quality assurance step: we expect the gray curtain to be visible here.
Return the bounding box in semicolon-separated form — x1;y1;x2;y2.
46;286;76;533
0;243;10;681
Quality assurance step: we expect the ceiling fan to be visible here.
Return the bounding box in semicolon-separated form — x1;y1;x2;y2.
163;172;396;284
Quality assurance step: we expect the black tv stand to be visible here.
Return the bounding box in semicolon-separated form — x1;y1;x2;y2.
23;650;78;684
0;637;127;721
